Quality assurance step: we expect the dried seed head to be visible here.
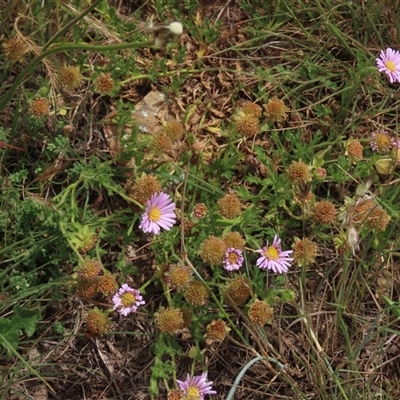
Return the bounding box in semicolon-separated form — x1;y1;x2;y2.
29;97;50;118
218;193;242;219
182;218;195;235
205;319;230;342
225;275;251;306
222;231;245;250
167;390;184;400
77;259;102;281
200;236;227;265
58;66;82;89
248;300;274;326
368;208;390;231
264;97;289;122
152;132;173;153
193;203;207;219
346;139;363;161
166;264;193;290
184;281;209;306
164;119;184;141
3;37;28;62
130;173;161;205
235;114;259;137
155;307;184;334
76;278;98;298
292;237;318;267
96;273;118;296
86;308;110;336
238;101;262;118
353;198;376;224
312;200;337;225
288;161;312;184
94;73;115;95
352;198;390;230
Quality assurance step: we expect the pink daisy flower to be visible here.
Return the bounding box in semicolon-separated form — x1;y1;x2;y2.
112;284;145;316
376;48;400;83
223;248;244;271
177;372;216;399
139;192;176;235
256;234;293;274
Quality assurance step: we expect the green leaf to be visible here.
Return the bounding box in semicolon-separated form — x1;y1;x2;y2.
13;305;42;337
0;318;19;355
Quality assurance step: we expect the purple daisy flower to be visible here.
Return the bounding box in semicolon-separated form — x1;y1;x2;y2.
112;284;145;316
256;234;293;274
139;192;176;235
370;130;395;153
223;248;244;271
376;47;400;83
177;372;216;399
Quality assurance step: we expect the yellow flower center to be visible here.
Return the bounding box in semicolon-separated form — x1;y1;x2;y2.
121;292;136;307
376;132;390;151
386;60;396;72
187;386;200;399
264;246;279;260
228;252;239;264
149;207;161;222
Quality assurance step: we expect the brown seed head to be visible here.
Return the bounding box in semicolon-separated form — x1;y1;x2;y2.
77;259;102;281
94;73;115;94
167;390;184;400
264;97;289;122
312;200;337;224
347;140;363;161
222;231;245;250
96;273;118;296
288;161;312;183
76;279;98;298
30;98;50;118
205;319;230;342
166;264;193;290
155;307;184;334
292;238;318;267
200;236;227;265
86;308;110;335
248;300;274;326
225;275;251;306
130;173;161;205
368;208;390;232
238;101;262;118
58;66;82;89
152;132;173;153
235;115;259;137
184;281;209;306
182;218;195;235
3;37;28;62
164;119;184;141
218;193;242;219
353;198;376;224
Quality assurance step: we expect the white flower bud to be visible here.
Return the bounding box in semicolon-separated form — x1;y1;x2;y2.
168;22;183;35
